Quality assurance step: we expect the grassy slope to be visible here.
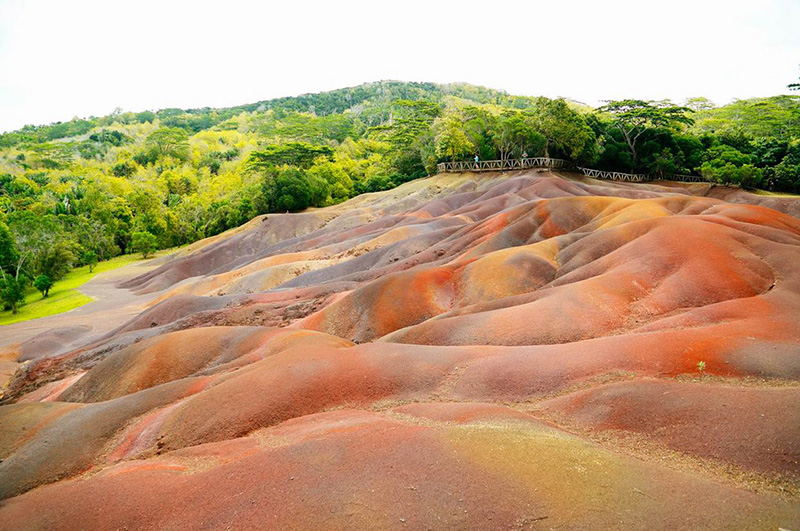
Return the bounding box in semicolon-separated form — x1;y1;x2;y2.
0;252;163;326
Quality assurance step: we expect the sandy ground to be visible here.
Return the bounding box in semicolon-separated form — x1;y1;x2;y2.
0;259;166;388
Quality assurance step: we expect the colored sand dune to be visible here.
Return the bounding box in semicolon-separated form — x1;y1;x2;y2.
1;170;798;529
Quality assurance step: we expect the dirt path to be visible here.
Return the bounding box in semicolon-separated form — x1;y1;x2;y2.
0;260;167;387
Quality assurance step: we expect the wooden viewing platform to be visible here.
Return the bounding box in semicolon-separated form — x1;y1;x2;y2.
436;158;710;184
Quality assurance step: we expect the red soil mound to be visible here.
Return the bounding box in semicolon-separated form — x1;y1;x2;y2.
0;409;797;531
541;379;800;479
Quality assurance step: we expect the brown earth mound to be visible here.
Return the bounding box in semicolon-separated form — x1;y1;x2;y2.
1;170;798;530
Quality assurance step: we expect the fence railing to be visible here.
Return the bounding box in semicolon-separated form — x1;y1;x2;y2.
577;167;649;183
436;157;572;173
436;158;709;184
669;174;709;183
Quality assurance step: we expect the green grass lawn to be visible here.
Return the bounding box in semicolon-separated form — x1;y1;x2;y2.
0;251;170;327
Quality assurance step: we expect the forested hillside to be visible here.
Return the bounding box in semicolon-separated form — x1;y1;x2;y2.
0;81;798;314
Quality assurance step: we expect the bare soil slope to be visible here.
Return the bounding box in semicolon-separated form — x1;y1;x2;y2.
1;170;798;530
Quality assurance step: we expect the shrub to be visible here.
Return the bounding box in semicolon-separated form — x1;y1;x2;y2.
131;231;157;258
33;274;54;297
83;250;98;272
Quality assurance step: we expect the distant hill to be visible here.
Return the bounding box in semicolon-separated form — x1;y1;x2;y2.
0;81;797;295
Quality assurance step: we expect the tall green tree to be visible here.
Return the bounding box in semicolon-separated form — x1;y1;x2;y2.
7;212;61;280
434;112;475;162
0;272;25;314
530;98;596;163
0;221;19;275
491;111;544;161
39;242;76;280
262;167;312;212
247;142;333;170
372;100;441;177
145;127;190;161
598;100;693;168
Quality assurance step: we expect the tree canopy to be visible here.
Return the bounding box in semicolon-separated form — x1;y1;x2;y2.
247;142;334;170
145;127;190;161
597;100;694;167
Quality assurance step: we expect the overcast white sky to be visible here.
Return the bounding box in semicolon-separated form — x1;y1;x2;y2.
0;0;798;132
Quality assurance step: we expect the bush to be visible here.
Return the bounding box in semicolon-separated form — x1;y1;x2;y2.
83;250;98;272
701;161;763;188
361;175;396;193
700;145;764;188
131;231;157;258
33;274;53;297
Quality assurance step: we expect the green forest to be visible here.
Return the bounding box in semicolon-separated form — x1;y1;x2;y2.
1;81;799;313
